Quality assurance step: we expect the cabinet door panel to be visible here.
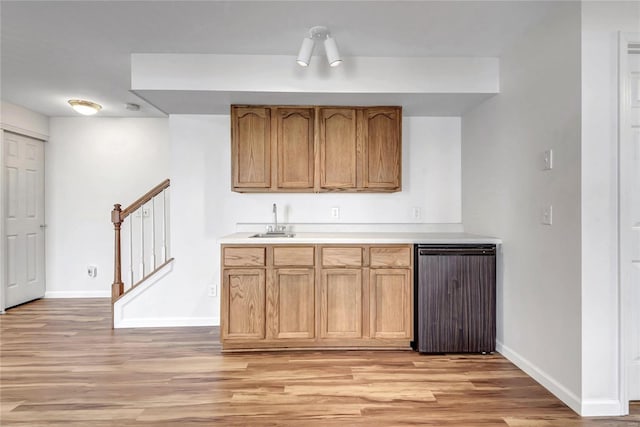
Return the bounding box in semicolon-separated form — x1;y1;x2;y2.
319;108;357;189
232;107;271;189
320;269;363;338
269;268;315;339
370;269;411;339
223;269;266;340
276;108;314;189
363;108;401;190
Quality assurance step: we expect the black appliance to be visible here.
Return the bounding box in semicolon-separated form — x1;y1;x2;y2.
413;244;496;353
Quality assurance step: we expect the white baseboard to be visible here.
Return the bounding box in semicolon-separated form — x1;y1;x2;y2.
45;290;110;298
115;317;219;328
580;399;624;417
496;340;582;415
497;341;625;416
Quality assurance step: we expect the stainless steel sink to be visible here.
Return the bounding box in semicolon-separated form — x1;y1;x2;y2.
250;232;296;238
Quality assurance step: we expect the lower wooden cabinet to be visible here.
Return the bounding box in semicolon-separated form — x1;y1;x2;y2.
268;268;315;340
320;269;363;339
221;244;413;351
369;268;412;339
221;268;266;340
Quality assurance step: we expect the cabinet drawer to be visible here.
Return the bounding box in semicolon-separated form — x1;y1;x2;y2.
370;246;411;267
273;246;315;267
223;247;266;267
321;247;363;267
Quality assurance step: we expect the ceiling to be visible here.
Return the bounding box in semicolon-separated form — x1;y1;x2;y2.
1;1;557;118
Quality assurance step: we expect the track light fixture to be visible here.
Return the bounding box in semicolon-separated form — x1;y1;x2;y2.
296;26;342;68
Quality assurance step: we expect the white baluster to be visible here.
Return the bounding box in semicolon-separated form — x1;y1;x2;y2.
139;206;145;280
128;219;134;287
162;188;169;261
150;196;156;269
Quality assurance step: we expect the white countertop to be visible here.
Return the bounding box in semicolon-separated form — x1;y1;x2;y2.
218;231;501;245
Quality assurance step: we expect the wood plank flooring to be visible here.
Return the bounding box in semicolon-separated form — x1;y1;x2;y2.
1;299;638;426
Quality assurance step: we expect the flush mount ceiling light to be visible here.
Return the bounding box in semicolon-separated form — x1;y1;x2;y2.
68;99;102;115
296;26;342;68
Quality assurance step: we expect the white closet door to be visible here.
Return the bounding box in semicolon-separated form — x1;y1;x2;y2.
4;131;45;308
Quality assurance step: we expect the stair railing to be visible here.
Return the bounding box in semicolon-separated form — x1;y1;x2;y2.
111;179;172;302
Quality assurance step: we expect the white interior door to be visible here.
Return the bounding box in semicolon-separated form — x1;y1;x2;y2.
623;39;640;402
3;131;45;308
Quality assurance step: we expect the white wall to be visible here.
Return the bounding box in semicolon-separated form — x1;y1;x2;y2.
117;114;462;325
581;1;640;416
461;3;583;413
0;101;49;312
45;118;169;297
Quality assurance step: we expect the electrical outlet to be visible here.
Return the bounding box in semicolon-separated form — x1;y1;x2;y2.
542;205;553;225
331;207;340;219
142;207;150;217
543;149;553;170
208;285;217;297
87;265;97;278
412;207;421;220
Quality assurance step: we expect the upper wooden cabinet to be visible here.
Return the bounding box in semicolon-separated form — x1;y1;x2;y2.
320;107;401;191
231;106;315;192
231;107;271;189
275;108;315;190
319;108;358;190
231;105;402;193
363;108;401;190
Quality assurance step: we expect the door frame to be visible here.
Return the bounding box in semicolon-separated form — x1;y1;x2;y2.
618;31;640;413
0;130;5;313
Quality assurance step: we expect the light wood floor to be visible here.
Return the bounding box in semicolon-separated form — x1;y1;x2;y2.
1;299;638;426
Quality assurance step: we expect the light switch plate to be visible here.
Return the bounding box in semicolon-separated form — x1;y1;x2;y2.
542;205;553;225
543;149;553;170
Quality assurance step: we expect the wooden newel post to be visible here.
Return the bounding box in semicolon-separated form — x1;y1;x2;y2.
111;204;124;301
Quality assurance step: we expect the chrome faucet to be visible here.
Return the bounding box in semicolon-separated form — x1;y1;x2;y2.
267;203;286;234
272;203;278;232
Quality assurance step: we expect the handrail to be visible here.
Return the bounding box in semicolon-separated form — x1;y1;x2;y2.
121;179;170;220
111;179;171;308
